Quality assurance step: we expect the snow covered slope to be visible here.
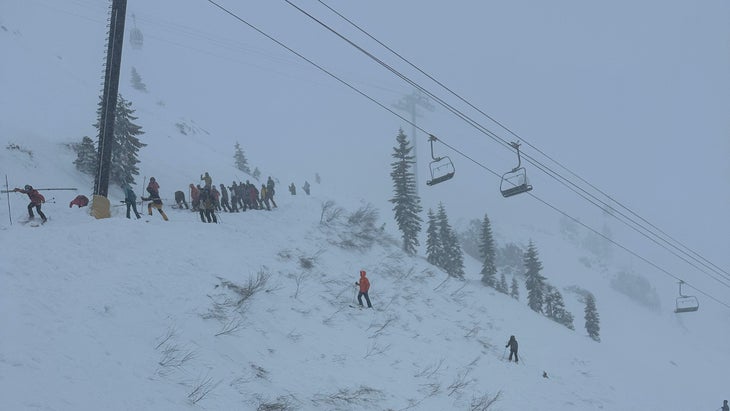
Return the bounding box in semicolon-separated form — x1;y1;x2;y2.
1;1;729;410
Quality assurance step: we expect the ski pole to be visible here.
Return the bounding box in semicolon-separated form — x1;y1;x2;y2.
5;175;12;225
502;346;507;360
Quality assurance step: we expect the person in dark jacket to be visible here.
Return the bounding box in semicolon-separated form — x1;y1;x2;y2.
219;183;231;212
69;194;89;208
198;186;217;223
355;270;373;308
174;190;189;209
506;335;519;363
722;399;729;411
211;186;221;211
302;180;311;195
266;176;277;208
123;184;141;219
289;183;296;195
141;177;168;221
14;184;47;222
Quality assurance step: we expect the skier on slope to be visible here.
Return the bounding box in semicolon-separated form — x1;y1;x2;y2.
355;270;373;308
721;399;729;411
14;184;47;223
505;335;519;363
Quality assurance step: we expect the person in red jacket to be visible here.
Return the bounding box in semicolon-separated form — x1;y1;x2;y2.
69;194;89;208
355;270;373;308
14;184;47;222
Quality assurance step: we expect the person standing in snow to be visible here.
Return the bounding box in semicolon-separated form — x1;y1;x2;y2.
198;186;217;223
266;176;277;208
200;171;212;189
505;335;519;363
355;270;373;308
14;184;47;222
189;183;200;211
123;184;141;219
721;399;729;411
218;183;231;212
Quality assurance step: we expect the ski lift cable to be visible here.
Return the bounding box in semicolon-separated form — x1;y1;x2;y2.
203;0;730;309
313;0;728;280
287;0;730;283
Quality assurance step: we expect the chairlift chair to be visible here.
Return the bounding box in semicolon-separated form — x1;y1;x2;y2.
129;14;144;49
674;280;699;313
426;134;455;186
500;142;532;198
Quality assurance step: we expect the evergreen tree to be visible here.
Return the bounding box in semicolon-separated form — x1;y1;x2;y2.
130;67;147;92
389;128;423;255
73;136;98;176
545;285;574;330
497;273;509;294
233;142;250;173
584;293;601;341
436;203;464;279
524;240;546;313
93;95;146;187
478;213;497;287
425;209;442;267
510;276;520;300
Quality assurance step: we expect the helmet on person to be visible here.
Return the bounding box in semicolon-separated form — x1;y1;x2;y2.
150;177;156;182
24;184;32;190
360;270;366;276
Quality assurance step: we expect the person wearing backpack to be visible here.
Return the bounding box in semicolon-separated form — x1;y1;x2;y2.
14;184;47;222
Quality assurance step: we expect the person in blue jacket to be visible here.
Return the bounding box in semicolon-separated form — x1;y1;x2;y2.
123;184;141;219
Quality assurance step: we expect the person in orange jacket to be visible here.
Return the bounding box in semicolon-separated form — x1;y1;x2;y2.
355;270;373;308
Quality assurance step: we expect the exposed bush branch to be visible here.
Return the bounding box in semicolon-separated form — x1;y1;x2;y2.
188;375;219;404
470;390;502;411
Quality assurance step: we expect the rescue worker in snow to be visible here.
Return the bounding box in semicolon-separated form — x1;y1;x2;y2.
189;183;200;211
355;270;373;308
198;186;218;223
174;190;189;209
506;335;519;363
266;176;277;208
200;171;212;189
14;184;47;222
141;177;168;221
69;194;89;208
123;184;141;219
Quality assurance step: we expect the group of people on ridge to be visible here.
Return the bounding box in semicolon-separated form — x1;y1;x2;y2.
171;173;279;222
120;172;281;223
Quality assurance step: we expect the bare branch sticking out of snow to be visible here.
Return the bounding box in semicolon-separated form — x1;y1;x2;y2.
187;375;220;405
